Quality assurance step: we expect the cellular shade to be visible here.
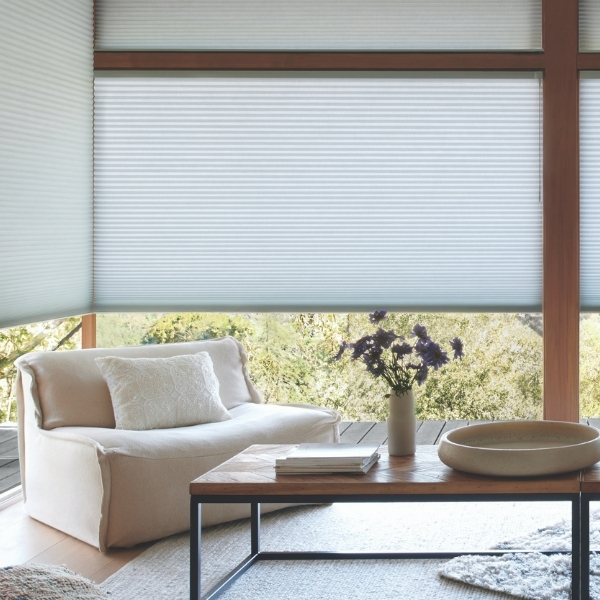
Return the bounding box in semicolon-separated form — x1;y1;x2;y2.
0;1;93;328
93;73;542;312
95;0;542;52
580;1;600;52
580;75;600;310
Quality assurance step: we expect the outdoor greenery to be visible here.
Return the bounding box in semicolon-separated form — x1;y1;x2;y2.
114;312;546;422
3;311;600;423
0;318;81;422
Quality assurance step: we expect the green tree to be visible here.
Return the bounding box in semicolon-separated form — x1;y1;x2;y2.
97;311;546;422
144;313;255;345
0;317;81;422
580;315;600;417
97;313;162;348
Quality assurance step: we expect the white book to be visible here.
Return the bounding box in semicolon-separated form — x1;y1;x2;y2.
275;453;380;475
275;443;380;467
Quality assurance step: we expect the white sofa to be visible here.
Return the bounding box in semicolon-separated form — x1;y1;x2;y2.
15;337;340;550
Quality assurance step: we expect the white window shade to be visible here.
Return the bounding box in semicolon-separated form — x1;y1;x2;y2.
95;0;542;52
581;75;600;310
0;0;93;328
93;73;542;313
580;1;600;52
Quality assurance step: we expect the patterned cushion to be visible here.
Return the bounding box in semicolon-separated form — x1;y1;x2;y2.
95;351;232;430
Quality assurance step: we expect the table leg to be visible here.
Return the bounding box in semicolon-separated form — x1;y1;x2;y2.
251;502;261;555
573;496;581;600
190;500;201;600
582;496;590;600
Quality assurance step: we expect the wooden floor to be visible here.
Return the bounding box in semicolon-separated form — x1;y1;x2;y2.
2;417;600;584
0;499;152;582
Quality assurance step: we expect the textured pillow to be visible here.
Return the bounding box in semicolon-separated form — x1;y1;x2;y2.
94;352;232;430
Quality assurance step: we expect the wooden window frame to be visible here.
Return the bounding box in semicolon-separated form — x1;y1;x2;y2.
90;0;590;422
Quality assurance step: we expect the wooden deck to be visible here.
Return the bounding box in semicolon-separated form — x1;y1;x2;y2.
339;418;600;446
1;418;600;495
0;426;19;495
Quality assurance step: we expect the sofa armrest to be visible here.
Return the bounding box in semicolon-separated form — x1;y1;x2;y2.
17;367;111;550
274;403;341;442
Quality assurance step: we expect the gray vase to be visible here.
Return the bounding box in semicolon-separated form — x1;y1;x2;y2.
387;389;417;456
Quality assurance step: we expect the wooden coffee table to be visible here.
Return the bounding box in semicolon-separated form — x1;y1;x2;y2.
190;444;582;600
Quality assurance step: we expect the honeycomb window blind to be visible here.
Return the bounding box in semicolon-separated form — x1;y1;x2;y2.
0;0;93;328
580;75;600;310
580;1;600;52
93;72;542;313
94;0;542;52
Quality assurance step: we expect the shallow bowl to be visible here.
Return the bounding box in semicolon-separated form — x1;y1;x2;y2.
437;420;600;477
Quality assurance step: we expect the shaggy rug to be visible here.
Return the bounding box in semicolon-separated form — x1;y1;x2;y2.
99;501;579;600
439;511;600;600
0;564;108;599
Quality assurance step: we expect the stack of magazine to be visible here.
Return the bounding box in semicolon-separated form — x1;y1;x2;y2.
275;443;380;475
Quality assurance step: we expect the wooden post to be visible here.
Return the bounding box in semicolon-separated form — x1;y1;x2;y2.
81;313;97;349
542;0;580;422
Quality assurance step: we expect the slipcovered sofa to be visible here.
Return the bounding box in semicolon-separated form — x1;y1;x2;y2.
15;337;340;550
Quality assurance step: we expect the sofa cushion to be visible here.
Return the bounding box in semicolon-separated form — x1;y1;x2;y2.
59;402;339;459
16;337;261;430
95;352;231;430
54;402;341;547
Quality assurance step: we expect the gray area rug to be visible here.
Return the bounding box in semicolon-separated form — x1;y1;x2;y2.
100;501;584;600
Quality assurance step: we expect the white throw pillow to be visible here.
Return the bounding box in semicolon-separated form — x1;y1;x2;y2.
94;351;232;430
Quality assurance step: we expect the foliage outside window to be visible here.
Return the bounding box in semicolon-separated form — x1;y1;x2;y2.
0;312;555;424
97;312;544;422
0;318;81;422
580;315;600;418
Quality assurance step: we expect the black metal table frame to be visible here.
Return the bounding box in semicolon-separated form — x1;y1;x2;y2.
581;492;600;599
190;493;582;600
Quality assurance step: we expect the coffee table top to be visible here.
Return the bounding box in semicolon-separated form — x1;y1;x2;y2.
582;463;600;493
189;444;581;497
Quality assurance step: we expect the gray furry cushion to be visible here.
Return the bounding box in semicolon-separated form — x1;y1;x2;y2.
0;564;109;599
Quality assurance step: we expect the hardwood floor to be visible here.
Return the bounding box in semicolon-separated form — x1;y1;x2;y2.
2;418;599;583
0;500;151;583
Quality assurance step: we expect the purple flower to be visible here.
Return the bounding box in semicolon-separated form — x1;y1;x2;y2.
414;337;429;357
364;357;385;377
369;310;388;324
392;342;412;357
333;341;349;361
350;335;372;360
410;323;429;340
373;328;397;349
422;342;449;370
415;365;429;386
450;337;464;360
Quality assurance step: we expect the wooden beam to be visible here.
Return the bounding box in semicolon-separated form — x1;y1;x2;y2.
578;53;600;70
81;314;97;349
542;0;580;422
94;51;545;72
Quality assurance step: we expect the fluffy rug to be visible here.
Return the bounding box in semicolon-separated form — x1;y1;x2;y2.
100;501;577;600
0;564;108;599
439;511;600;600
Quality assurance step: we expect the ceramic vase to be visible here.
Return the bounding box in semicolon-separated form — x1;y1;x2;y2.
387;389;417;456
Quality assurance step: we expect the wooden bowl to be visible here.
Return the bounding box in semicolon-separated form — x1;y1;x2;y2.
437;420;600;477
